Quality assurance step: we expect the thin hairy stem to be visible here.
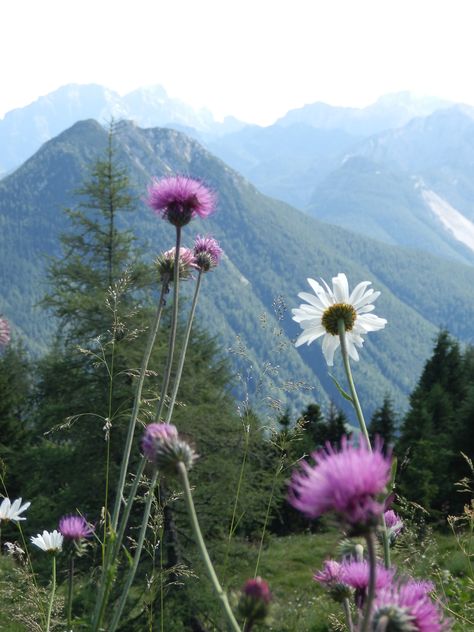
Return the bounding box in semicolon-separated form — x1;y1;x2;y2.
254;457;283;578
343;597;354;632
223;422;250;583
178;462;242;632
360;531;377;632
67;554;74;629
112;279;168;532
109;470;160;632
165;269;203;423
155;227;182;422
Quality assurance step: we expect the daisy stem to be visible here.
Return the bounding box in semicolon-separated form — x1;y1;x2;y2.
154;227;182;423
165;268;203;423
177;462;242;632
337;319;371;450
67;554;74;629
360;530;377;632
46;555;56;632
108;470;159;632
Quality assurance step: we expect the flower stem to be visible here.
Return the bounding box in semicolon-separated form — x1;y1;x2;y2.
360;531;377;632
165;269;203;423
112;279;168;532
343;597;354;632
108;470;160;632
177;462;242;632
155;227;182;423
67;554;74;629
254;457;283;578
46;555;57;632
337;319;371;450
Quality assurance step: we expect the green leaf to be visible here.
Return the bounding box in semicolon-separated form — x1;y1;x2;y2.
329;373;354;404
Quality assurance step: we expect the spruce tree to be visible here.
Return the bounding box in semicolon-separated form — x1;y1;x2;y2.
369;394;397;449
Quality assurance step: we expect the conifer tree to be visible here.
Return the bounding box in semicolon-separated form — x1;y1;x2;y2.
369;394;397;449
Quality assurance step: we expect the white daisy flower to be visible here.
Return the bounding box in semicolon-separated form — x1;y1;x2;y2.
292;273;387;366
30;530;63;553
0;497;31;522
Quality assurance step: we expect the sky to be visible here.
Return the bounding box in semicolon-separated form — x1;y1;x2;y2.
2;0;474;126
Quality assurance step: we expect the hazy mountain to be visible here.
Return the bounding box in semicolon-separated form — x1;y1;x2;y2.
306;106;474;264
2;120;474;420
0;84;247;176
275;91;452;136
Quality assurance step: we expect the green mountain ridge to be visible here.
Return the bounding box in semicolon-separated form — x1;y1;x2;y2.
2;119;474;420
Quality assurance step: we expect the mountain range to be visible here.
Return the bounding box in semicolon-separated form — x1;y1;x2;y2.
2;118;474;421
3;84;474;271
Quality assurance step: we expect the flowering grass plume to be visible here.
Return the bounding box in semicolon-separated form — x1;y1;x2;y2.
193;235;223;271
155;247;197;281
0;497;30;522
288;436;391;529
372;579;450;631
147;175;216;227
292;273;387;365
31;530;63;553
0;316;11;348
59;514;94;541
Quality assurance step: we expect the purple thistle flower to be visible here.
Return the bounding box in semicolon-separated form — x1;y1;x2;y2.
340;559;395;592
156;247;197;281
141;423;179;461
0;317;11;348
242;577;272;604
313;560;343;586
147;176;216;227
193;235;223;272
59;515;94;541
373;580;451;631
288;436;392;529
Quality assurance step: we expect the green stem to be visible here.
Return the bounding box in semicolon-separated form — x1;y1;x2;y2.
109;471;160;632
343;597;354;632
381;513;391;568
337;319;371;451
93;457;146;631
223;422;250;583
46;555;57;632
165;269;203;423
112;279;168;532
155;227;182;423
103;336;115;565
67;554;74;629
178;462;242;632
254;458;282;578
360;531;376;632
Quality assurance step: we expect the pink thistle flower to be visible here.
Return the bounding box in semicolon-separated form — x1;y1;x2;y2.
238;577;272;623
0;317;11;348
373;580;451;631
147;176;216;227
59;515;94;541
313;560;343;586
156;247;197;281
193;235;223;272
340;559;395;592
288;436;392;529
141;423;179;461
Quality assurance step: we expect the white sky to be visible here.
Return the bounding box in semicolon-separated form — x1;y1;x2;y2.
1;0;474;125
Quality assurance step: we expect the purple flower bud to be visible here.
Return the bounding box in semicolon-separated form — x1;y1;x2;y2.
0;317;11;349
155;247;197;281
141;423;196;475
238;577;272;624
193;235;223;272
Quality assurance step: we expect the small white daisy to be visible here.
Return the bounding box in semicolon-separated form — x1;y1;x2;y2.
0;497;31;523
31;530;63;553
292;273;387;366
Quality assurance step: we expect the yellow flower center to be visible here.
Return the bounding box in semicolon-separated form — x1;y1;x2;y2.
321;303;357;336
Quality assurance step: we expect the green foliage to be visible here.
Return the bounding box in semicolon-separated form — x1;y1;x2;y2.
368;394;397;448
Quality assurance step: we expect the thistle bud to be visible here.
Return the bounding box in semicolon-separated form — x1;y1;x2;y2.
141;423;197;475
237;577;272;625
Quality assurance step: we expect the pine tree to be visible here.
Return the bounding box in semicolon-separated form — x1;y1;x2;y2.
368;394;397;449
